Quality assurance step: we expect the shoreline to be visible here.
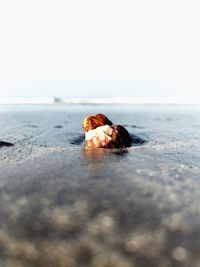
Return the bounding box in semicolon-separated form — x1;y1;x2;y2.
1;98;200;105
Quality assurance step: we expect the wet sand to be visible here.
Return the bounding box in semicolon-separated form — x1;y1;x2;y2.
1;104;200;267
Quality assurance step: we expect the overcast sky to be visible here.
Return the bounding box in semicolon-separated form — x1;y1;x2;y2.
0;0;199;99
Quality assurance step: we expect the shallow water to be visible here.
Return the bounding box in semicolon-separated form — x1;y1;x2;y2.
1;105;200;267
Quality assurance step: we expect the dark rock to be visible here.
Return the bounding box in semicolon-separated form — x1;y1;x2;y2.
54;125;63;129
0;141;14;147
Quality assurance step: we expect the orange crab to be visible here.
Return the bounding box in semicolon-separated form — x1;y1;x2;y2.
82;114;132;149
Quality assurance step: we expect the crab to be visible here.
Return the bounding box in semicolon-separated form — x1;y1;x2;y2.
82;114;132;149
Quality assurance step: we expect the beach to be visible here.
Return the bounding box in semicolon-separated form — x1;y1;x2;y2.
1;104;200;267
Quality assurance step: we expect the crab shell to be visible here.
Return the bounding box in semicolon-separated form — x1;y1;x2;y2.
82;113;112;133
83;114;132;149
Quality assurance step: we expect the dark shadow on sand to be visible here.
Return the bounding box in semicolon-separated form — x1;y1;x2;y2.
130;133;147;146
70;134;85;145
70;133;147;147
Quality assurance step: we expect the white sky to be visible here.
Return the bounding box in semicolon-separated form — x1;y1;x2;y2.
0;0;200;99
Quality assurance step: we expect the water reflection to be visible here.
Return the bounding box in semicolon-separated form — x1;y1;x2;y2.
82;147;129;160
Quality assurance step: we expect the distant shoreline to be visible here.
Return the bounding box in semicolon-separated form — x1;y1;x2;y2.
0;97;200;105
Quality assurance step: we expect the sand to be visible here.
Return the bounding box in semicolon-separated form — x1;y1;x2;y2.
1;104;200;267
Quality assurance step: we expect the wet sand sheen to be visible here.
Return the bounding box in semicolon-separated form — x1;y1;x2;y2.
1;104;200;267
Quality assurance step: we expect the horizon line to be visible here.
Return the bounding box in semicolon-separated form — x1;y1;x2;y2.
0;97;200;105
